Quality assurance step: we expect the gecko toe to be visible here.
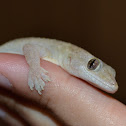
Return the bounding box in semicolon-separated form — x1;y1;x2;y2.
42;75;51;82
28;72;34;90
28;68;50;94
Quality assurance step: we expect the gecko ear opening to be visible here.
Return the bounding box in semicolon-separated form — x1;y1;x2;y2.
87;58;100;71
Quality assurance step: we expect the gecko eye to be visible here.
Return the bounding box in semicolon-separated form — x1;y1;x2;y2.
87;58;100;70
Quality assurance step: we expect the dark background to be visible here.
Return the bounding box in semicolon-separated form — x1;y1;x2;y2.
0;0;125;104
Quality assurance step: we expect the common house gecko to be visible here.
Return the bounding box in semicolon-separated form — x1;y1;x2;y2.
0;37;118;94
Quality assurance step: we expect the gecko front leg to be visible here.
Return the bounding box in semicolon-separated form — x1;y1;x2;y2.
23;44;51;95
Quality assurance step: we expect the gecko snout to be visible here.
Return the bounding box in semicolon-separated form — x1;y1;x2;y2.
106;67;118;93
109;81;118;93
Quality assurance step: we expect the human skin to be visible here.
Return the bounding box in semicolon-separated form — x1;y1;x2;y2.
0;53;126;126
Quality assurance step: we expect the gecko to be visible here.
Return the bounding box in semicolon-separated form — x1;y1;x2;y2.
0;37;118;94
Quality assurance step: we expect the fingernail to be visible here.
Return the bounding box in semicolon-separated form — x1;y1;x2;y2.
0;74;12;88
0;109;6;118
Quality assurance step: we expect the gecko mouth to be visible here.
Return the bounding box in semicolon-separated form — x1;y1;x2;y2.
94;78;118;93
85;73;118;93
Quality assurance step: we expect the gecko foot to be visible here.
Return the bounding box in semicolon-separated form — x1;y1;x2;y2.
28;67;50;95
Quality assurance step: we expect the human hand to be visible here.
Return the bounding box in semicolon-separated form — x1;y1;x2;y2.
0;54;125;126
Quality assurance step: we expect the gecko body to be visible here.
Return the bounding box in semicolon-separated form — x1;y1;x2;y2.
0;37;118;94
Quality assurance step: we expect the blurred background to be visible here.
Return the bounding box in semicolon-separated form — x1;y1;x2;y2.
0;0;125;105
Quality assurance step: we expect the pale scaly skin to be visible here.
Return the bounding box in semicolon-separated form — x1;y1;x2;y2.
0;37;118;94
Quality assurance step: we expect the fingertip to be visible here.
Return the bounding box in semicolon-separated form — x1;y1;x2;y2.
0;54;29;95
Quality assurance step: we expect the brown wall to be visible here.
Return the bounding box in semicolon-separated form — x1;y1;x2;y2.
0;0;126;103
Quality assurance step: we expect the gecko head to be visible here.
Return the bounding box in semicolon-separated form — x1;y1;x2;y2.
78;57;118;93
